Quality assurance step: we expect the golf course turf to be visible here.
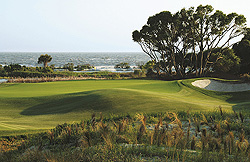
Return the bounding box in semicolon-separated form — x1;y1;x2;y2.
0;78;249;136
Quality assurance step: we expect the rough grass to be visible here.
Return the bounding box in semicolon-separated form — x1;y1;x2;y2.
0;79;249;136
2;111;250;162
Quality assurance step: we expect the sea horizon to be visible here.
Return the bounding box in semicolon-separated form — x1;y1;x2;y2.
0;52;150;68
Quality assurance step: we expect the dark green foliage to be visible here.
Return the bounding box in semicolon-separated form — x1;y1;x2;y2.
37;54;52;68
133;5;246;78
3;64;23;72
111;73;120;79
0;64;134;79
63;63;74;71
75;64;93;71
212;48;240;74
114;62;130;69
240;73;250;82
133;69;145;77
141;61;157;76
233;28;250;74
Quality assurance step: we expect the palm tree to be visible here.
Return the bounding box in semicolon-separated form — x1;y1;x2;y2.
38;54;52;68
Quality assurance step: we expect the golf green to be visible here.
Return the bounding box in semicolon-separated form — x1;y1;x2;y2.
0;79;249;136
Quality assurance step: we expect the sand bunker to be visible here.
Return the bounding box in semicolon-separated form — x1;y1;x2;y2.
0;79;8;83
192;79;250;92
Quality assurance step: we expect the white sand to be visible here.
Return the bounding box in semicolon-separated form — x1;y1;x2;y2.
0;79;8;83
192;79;250;92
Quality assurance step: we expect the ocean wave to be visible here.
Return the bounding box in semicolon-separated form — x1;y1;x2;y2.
0;52;150;67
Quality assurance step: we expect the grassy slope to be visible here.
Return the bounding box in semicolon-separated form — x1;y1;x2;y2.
0;79;249;136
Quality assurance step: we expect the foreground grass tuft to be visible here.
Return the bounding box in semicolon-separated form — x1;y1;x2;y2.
1;110;250;161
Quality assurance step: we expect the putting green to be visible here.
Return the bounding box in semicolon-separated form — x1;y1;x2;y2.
0;79;249;136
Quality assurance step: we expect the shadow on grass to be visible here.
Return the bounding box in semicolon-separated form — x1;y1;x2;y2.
232;102;250;112
20;91;114;116
21;87;207;117
230;91;250;112
224;91;250;112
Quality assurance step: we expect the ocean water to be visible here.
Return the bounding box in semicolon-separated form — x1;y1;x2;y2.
0;52;150;68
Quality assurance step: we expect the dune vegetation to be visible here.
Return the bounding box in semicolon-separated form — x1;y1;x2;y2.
0;78;249;136
1;101;250;161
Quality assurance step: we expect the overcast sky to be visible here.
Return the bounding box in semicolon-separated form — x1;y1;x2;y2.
1;0;249;52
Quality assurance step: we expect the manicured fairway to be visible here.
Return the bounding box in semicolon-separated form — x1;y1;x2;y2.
0;79;249;136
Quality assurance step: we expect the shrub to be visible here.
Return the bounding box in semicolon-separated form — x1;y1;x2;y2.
114;63;130;69
75;64;94;71
240;73;250;82
63;63;74;71
112;73;120;79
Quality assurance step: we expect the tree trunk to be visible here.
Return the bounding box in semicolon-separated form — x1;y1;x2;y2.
44;62;48;68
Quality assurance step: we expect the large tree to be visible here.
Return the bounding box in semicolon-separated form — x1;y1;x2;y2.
132;5;247;77
233;28;250;74
211;48;240;74
38;54;52;68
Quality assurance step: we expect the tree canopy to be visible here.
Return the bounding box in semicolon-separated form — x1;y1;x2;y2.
38;54;52;68
211;48;240;74
133;5;247;78
233;28;250;74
